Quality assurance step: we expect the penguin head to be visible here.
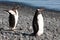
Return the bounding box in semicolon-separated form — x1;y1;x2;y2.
4;6;19;15
35;9;44;16
11;6;19;13
37;9;45;12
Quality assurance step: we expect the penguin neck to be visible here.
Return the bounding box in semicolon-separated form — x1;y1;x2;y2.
15;10;18;15
37;12;42;16
39;12;42;14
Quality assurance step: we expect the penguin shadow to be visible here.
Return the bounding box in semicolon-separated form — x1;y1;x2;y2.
20;32;36;37
0;28;22;32
0;28;22;35
19;32;30;36
0;28;36;36
0;28;13;31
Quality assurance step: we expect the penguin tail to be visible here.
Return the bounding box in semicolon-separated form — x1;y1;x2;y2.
29;33;37;36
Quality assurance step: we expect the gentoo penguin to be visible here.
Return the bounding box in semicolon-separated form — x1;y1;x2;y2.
31;9;44;36
4;6;19;30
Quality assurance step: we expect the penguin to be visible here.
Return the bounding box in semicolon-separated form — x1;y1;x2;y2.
31;9;44;36
4;6;19;30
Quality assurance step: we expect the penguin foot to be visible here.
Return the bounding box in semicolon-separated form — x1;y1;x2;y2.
12;27;16;30
12;28;16;31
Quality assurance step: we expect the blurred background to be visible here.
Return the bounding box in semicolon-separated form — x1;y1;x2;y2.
0;0;60;40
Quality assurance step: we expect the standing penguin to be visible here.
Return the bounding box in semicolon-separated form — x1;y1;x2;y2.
31;9;44;36
4;6;19;30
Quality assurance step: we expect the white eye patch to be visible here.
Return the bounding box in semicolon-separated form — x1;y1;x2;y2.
9;10;16;15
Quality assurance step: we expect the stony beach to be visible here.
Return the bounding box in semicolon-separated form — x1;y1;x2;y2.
0;4;60;40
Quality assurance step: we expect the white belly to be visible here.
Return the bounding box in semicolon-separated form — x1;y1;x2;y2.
37;14;44;36
14;15;18;27
14;10;18;27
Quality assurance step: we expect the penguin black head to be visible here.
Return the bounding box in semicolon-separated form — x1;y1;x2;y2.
3;6;19;14
12;6;19;13
37;9;45;13
34;8;45;16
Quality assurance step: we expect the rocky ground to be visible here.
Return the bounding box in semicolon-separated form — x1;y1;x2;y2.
0;4;60;40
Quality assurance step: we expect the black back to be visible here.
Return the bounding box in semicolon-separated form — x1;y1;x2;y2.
9;13;15;28
32;10;39;35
